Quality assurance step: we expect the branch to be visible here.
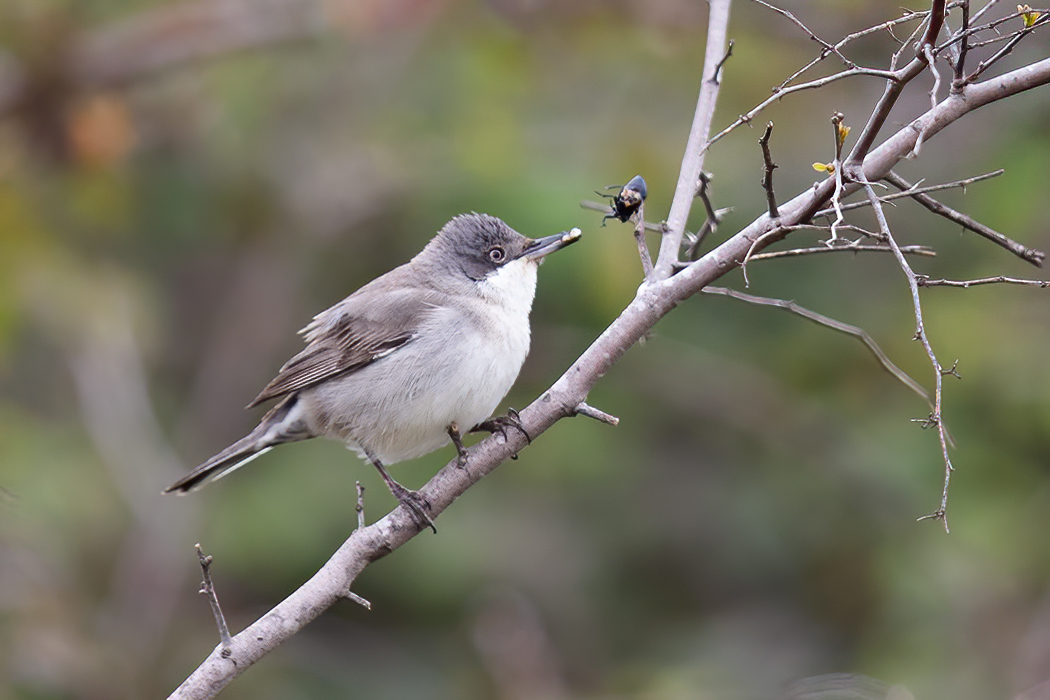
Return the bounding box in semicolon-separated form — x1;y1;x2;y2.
195;545;232;656
917;275;1050;287
169;22;1050;700
759;122;779;218
883;171;1045;266
812;169;1005;217
861;181;955;532
634;203;655;279
748;243;936;261
701;286;932;407
656;0;732;279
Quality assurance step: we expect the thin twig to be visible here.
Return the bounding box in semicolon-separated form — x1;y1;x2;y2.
759;122;779;218
709;65;901;150
917;275;1050;287
635;203;654;279
749;0;855;68
953;0;970;85
861;182;955;532
812;169;1004;217
912;43;942;156
712;39;734;84
962;11;1050;84
771;12;926;93
355;481;365;531
702;286;932;407
749;243;936;261
684;206;733;261
195;544;233;656
828;112;848;243
883;171;1046;266
574;402;621;426
969;0;1002;25
843;0;945;171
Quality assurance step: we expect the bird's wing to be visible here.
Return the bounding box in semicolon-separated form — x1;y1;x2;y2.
248;271;441;408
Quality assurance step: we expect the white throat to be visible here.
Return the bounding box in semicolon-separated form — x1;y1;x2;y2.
475;257;540;318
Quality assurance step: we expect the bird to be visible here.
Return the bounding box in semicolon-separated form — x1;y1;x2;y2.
165;213;582;531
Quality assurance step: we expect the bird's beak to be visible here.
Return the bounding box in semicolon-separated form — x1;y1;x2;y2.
521;227;583;261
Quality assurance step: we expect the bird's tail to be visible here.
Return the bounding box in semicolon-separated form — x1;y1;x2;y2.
164;395;312;494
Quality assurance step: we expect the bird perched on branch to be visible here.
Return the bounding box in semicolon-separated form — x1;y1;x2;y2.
166;214;582;531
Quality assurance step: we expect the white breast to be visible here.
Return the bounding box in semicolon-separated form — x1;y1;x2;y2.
305;257;540;465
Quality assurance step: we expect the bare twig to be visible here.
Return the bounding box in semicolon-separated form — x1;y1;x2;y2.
635;203;655;279
861;182;954;532
749;0;855;67
749;243;936;261
759;122;779;218
355;481;365;531
912;43;942;155
684;206;733;261
195;544;232;656
812;169;1004;217
712;39;734;84
962;11;1050;84
883;171;1046;266
917;275;1050;287
702;286;932;407
952;0;970;85
709;65;901;150
573;402;621;426
843;0;947;170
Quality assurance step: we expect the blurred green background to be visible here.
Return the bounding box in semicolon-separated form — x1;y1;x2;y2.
1;0;1049;698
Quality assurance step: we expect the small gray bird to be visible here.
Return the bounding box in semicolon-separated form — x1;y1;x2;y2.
165;213;581;530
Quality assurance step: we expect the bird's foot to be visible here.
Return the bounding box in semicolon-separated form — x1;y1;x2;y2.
387;481;436;534
471;408;531;445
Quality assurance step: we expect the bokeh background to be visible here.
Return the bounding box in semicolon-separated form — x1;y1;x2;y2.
1;0;1049;698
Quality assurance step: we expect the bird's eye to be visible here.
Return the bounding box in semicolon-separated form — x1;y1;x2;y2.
488;246;506;263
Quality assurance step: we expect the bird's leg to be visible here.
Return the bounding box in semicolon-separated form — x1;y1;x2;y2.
447;423;469;468
471;407;531;444
363;448;435;534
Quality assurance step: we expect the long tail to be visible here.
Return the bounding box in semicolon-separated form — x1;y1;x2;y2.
164;395;313;494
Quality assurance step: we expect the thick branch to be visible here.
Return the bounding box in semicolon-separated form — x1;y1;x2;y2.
656;0;732;279
169;38;1050;700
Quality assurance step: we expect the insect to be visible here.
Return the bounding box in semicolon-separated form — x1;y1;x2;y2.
597;174;647;226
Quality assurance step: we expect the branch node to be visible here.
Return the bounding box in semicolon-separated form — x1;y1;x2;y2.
917;508;950;533
346;591;372;609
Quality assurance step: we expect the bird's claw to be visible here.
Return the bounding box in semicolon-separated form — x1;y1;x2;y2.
471;408;531;444
388;482;436;534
